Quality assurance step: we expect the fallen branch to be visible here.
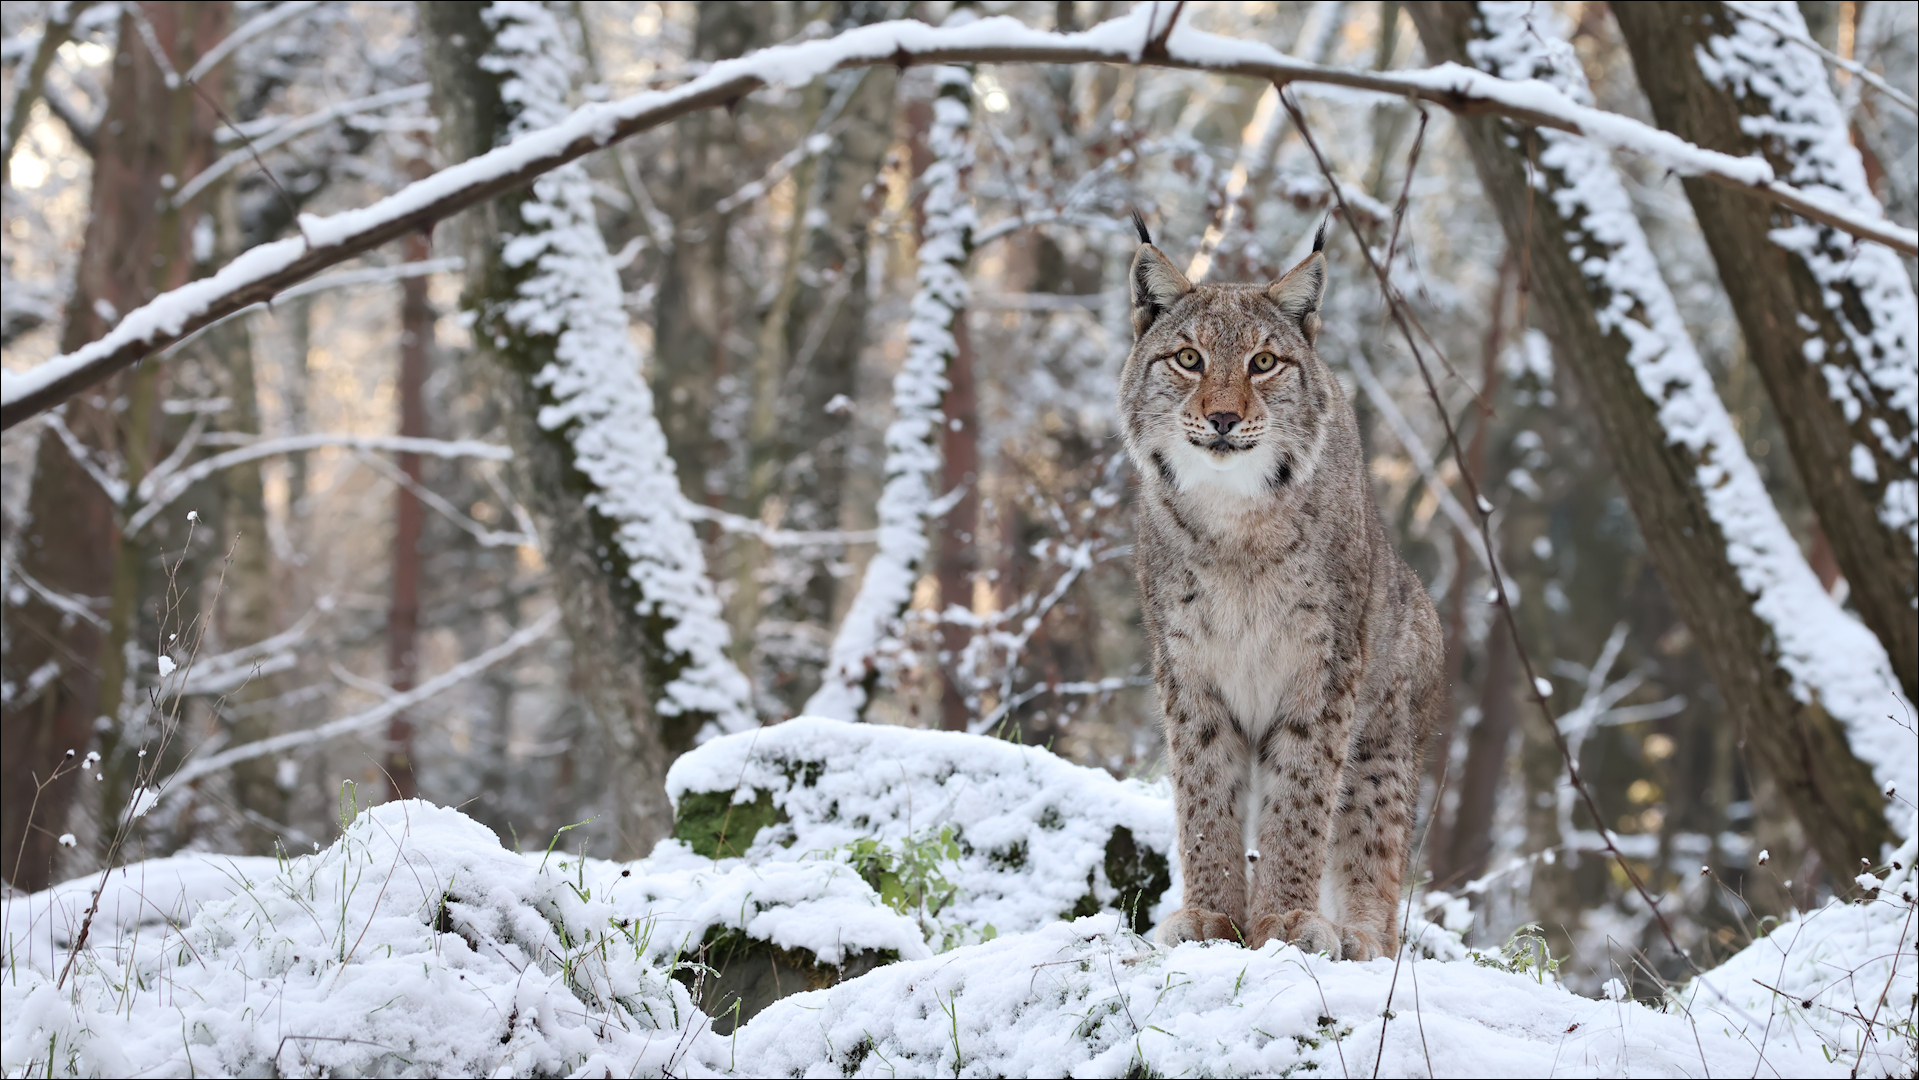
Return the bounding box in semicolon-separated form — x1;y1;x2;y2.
7;3;1914;430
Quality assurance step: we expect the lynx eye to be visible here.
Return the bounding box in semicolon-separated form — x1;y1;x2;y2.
1250;351;1280;374
1174;347;1204;372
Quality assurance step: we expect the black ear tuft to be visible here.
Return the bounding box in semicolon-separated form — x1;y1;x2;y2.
1312;214;1328;254
1131;208;1153;246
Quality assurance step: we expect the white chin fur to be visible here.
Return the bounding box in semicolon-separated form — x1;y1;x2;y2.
1168;438;1276;499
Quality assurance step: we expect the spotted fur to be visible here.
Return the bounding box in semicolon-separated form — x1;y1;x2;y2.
1119;227;1443;961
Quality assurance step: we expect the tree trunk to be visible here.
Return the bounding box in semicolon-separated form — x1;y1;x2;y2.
422;1;752;856
384;208;433;803
211;177;287;851
1611;1;1918;704
650;2;774;502
936;315;980;733
1;1;227;888
1408;2;1894;878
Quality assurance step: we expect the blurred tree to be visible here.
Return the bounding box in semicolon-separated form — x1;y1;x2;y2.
1;1;229;886
1409;0;1893;886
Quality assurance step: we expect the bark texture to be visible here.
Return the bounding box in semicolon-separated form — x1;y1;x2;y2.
1612;1;1917;704
1409;1;1893;878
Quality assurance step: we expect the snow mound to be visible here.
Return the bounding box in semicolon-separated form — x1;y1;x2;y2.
1;802;724;1078
665;717;1179;938
5;723;1900;1077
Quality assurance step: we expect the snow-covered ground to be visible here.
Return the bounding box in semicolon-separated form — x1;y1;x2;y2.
4;720;1911;1077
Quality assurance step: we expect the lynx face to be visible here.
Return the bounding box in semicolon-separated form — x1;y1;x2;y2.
1118;239;1330;501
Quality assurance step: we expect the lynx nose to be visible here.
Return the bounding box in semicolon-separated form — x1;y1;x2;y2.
1206;411;1242;436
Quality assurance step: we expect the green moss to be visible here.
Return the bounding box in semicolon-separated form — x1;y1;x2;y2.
673;789;786;859
1104;826;1172;936
675;926;893;1034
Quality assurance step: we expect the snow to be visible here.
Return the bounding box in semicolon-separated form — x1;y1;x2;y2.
8;720;1894;1077
1694;1;1919;554
808;56;976;722
1467;2;1917;837
479;3;755;737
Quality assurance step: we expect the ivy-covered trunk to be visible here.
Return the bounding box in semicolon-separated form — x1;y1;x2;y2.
421;0;754;856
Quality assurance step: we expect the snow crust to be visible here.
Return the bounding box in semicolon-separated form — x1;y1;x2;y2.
1467;3;1916;835
808;59;976;722
1696;1;1918;553
737;911;1840;1078
7;722;1902;1078
481;3;754;735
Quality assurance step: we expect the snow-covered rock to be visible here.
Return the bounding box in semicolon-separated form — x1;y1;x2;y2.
665;717;1179;939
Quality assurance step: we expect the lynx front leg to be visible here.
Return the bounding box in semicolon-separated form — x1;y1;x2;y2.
1155;678;1251;946
1247;696;1354;956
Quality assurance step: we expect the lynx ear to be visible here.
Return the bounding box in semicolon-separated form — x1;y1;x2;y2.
1131;243;1193;339
1267;247;1327;344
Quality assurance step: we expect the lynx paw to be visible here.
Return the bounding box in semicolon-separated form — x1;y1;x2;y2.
1339;925;1386;961
1248;910;1344;957
1153;908;1240;946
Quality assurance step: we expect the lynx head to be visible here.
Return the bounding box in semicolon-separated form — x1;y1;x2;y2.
1118;216;1333;499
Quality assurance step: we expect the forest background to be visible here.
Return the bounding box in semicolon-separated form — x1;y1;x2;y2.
2;0;1914;998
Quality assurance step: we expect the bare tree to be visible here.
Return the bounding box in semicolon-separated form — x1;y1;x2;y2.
420;1;752;856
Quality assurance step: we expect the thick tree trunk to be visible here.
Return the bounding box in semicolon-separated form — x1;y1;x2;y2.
1408;2;1894;877
1611;1;1918;704
1;2;226;888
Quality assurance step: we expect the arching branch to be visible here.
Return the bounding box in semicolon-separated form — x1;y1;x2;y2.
6;4;1913;430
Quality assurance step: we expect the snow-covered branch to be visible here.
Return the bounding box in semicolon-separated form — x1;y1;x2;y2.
807;60;975;722
181;0;324;86
9;4;1915;430
160;608;560;798
679;502;880;548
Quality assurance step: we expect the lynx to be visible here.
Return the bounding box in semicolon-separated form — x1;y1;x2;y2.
1119;217;1444;961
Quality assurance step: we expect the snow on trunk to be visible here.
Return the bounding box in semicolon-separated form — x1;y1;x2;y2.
1700;1;1918;552
1468;3;1915;830
806;62;975;721
480;1;754;736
